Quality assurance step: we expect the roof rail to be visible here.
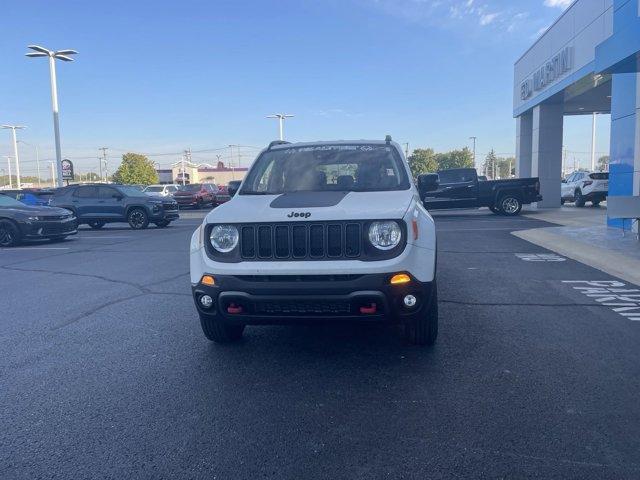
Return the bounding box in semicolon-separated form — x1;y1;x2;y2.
385;135;392;144
267;140;291;150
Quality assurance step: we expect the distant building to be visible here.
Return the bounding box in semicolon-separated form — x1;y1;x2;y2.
156;161;248;185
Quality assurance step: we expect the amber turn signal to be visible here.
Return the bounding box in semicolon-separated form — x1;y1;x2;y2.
201;275;215;286
390;273;411;285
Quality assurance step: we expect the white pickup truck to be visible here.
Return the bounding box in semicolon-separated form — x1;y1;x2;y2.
190;137;438;345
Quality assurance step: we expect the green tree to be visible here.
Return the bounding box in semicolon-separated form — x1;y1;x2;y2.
597;155;609;172
112;153;158;185
407;148;438;178
435;147;474;170
483;149;499;179
497;157;515;179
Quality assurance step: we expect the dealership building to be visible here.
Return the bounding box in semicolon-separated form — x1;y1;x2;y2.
514;0;640;227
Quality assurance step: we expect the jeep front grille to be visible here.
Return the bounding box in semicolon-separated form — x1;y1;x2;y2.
239;222;363;260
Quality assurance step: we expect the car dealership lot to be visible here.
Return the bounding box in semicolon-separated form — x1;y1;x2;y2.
2;211;640;479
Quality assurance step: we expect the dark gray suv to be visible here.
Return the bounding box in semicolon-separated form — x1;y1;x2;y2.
50;184;179;230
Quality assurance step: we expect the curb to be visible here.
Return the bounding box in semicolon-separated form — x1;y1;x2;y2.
512;228;640;287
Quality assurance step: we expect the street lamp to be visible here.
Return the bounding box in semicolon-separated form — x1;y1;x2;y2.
4;156;13;189
17;140;41;187
25;44;78;187
1;125;25;189
266;114;294;141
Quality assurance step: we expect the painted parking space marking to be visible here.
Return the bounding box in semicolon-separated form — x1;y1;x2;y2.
0;246;70;251
563;280;640;321
516;253;566;262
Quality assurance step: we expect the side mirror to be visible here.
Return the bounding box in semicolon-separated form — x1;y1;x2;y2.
228;184;239;197
417;174;439;196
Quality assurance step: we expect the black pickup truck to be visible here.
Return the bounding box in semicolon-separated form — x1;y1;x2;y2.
418;168;542;216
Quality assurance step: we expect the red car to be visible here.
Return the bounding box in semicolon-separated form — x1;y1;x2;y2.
214;185;231;205
173;183;218;209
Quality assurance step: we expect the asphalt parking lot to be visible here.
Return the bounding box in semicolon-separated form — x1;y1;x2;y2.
2;210;640;479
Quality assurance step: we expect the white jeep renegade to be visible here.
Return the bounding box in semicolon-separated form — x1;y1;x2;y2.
190;137;438;345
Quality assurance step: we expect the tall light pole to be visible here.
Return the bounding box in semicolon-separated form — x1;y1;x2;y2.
2;125;25;189
5;157;13;189
469;136;477;170
99;147;108;182
18;140;41;188
591;112;598;171
25;45;78;188
266;114;294;141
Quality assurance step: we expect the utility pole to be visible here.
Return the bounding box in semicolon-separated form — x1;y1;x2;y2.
99;147;108;183
5;156;13;188
49;161;56;187
469;136;477;170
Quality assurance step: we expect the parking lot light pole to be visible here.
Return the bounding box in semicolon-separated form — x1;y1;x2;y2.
5;156;13;189
2;125;25;189
25;45;78;188
267;114;294;141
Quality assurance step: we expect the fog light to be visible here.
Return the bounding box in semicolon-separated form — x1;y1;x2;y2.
403;295;417;308
390;273;411;285
200;295;214;309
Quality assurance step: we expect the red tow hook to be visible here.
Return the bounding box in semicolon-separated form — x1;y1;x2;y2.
359;303;377;314
227;303;243;314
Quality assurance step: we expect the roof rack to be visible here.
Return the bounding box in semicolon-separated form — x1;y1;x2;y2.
267;140;291;150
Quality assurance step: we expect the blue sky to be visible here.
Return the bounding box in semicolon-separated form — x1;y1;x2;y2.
0;0;609;176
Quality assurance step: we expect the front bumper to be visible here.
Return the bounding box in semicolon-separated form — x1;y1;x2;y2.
192;273;434;325
149;206;180;221
175;197;200;207
21;218;78;239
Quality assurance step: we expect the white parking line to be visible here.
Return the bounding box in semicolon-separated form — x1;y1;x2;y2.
78;236;133;239
516;253;566;262
0;247;70;251
563;280;640;321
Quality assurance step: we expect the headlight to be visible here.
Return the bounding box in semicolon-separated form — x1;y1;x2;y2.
210;225;239;253
368;221;402;250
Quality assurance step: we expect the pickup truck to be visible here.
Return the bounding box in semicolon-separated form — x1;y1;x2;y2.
419;168;542;216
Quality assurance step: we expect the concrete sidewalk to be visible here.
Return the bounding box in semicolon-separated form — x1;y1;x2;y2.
514;204;640;286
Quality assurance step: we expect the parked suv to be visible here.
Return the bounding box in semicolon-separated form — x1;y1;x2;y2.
50;184;179;229
173;183;218;209
561;171;608;207
190;138;438;345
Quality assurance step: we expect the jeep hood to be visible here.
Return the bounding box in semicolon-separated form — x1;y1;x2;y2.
206;190;415;223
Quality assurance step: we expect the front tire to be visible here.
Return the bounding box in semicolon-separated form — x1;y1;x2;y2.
404;281;438;346
199;314;245;343
127;208;149;230
574;190;585;207
88;220;105;229
0;219;21;247
499;195;522;216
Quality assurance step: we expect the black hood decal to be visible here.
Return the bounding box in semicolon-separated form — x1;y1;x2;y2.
270;191;350;209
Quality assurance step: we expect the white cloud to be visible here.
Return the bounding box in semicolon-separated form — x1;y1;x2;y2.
543;0;572;9
479;12;499;26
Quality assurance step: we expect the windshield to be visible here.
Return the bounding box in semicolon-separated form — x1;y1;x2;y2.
144;186;164;192
0;194;26;207
180;184;202;192
241;144;410;194
117;186;148;197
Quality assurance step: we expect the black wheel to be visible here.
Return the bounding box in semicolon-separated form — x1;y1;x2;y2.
88;220;105;229
155;220;171;228
49;236;67;243
0;219;21;247
574;190;585;207
498;195;522;216
199;314;245;343
404;281;438;346
489;206;502;215
127;208;149;230
561;199;566;205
